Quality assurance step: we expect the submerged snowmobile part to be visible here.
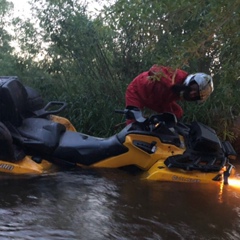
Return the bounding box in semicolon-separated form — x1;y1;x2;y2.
0;76;237;183
223;163;234;185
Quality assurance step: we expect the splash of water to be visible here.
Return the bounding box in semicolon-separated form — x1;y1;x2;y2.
228;177;240;188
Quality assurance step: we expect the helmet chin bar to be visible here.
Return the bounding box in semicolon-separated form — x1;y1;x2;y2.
182;85;201;101
183;92;201;101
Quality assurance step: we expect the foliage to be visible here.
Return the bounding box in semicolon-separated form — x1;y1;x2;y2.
12;0;125;135
102;0;240;139
1;0;240;140
0;0;17;75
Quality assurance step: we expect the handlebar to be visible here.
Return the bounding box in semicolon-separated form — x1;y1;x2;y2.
115;108;177;130
115;108;146;123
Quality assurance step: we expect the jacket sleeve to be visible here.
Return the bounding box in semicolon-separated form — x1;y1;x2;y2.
169;102;183;119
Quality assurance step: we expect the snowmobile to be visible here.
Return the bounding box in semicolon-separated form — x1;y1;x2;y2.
0;76;237;184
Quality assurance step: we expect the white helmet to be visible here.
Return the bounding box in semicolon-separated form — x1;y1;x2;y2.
184;73;214;102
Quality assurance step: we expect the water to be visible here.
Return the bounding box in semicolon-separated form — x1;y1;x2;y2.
0;166;240;240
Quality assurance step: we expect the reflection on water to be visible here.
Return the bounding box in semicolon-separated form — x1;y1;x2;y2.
0;166;240;240
228;176;240;190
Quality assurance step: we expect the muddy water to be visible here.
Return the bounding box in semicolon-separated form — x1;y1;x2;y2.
0;166;240;240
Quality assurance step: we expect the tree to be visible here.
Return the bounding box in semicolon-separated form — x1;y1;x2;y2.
5;0;240;139
17;0;125;135
0;0;18;75
102;0;240;139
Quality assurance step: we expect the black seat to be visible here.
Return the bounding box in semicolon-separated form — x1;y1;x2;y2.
0;77;67;127
0;77;28;126
0;122;25;161
0;77;68;154
13;118;66;154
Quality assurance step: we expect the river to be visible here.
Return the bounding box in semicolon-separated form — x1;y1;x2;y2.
0;165;240;240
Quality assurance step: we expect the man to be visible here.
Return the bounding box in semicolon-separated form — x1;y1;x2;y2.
125;64;214;122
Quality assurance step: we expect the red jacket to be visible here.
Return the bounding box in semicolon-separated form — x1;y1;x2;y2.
125;65;189;119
